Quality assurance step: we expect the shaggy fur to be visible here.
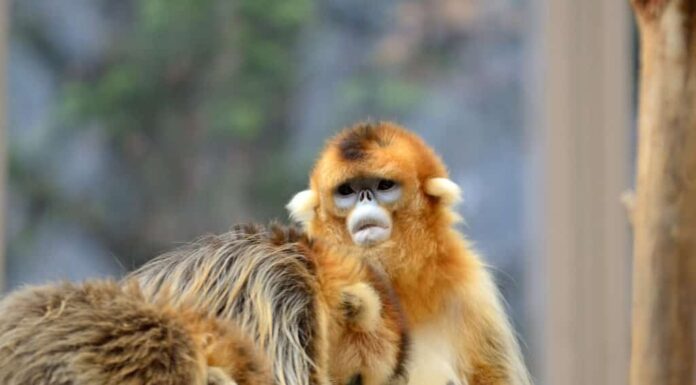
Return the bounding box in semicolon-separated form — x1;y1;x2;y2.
128;223;409;385
289;122;532;385
0;280;272;385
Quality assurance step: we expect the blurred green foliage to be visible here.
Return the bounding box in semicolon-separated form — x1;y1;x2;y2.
9;0;531;352
54;0;314;261
341;75;424;116
65;0;312;140
11;0;434;265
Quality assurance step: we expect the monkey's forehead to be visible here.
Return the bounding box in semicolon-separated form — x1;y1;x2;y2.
311;151;414;188
310;122;448;189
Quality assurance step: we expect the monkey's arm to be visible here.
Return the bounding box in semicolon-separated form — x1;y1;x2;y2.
456;267;532;385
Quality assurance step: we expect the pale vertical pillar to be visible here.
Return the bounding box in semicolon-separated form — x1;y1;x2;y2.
526;1;632;385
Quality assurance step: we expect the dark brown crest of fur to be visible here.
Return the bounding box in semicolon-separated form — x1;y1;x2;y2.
337;123;390;161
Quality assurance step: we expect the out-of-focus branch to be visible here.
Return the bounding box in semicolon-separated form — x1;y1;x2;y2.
630;0;696;384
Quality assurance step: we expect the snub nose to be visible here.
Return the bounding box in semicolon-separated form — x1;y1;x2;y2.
358;190;374;202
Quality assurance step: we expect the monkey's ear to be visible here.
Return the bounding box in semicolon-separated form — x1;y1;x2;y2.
286;190;319;226
425;177;462;206
340;282;382;332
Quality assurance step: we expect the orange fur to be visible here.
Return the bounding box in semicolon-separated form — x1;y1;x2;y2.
181;308;272;385
311;240;409;385
294;122;531;385
276;227;410;385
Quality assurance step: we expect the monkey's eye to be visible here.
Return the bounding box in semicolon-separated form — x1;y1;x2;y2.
377;179;396;191
336;183;355;196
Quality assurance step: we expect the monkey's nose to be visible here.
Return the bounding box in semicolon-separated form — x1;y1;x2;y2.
358;190;374;202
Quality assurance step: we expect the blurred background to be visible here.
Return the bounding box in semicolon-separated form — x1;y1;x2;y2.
0;1;635;384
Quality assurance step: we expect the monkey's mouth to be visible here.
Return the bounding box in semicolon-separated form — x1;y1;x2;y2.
348;217;392;247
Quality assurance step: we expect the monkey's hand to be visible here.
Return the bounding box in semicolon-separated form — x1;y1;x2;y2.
340;282;383;331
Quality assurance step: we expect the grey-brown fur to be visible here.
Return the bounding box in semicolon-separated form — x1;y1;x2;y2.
0;280;272;385
129;224;324;385
128;223;410;385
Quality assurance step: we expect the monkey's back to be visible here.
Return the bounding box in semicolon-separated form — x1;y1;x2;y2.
0;281;205;385
127;223;411;385
129;223;325;385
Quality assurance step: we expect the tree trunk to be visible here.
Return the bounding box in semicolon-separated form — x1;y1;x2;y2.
0;0;7;292
630;1;696;384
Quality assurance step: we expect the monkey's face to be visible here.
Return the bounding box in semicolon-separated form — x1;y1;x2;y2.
288;122;461;251
333;177;402;246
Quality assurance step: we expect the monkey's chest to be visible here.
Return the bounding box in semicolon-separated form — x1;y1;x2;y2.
406;320;465;385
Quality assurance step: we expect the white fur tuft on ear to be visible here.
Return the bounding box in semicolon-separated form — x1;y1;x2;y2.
286;189;319;225
425;177;462;206
341;282;382;332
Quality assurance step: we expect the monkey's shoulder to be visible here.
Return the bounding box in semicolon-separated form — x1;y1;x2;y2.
227;221;311;247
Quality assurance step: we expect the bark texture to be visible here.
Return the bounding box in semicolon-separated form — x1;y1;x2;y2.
630;1;696;384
